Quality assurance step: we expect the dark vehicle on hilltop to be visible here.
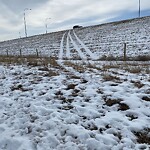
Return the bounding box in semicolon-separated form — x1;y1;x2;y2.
73;25;83;29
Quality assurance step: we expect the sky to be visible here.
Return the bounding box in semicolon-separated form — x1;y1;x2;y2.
0;0;150;42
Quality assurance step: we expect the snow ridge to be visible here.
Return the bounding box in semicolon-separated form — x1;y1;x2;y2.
59;33;66;59
68;31;87;60
66;32;71;59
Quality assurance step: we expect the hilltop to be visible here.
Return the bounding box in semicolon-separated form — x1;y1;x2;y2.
0;16;150;60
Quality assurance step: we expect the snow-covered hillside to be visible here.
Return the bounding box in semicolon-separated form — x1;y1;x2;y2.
0;16;150;59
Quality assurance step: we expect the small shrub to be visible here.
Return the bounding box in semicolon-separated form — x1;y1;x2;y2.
126;66;142;74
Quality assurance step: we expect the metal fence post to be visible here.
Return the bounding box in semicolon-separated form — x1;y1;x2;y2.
36;49;39;57
123;43;127;61
6;49;9;57
20;49;22;57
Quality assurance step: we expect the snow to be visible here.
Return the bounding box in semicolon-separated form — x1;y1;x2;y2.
68;31;87;60
72;30;98;60
59;33;66;59
0;60;149;150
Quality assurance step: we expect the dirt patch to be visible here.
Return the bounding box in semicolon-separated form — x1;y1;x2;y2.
113;132;122;140
105;99;121;106
62;105;74;110
134;128;150;144
103;96;122;106
131;80;144;88
81;79;88;83
38;67;49;71
55;91;63;96
142;96;150;101
96;88;104;94
43;70;59;77
11;84;31;92
66;84;77;90
102;73;120;81
103;96;129;111
118;103;130;111
126;114;138;121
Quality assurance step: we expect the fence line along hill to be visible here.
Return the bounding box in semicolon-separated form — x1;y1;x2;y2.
0;16;150;60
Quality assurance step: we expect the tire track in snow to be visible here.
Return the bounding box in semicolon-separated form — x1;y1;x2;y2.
66;31;71;59
59;33;66;59
68;32;87;60
73;30;98;60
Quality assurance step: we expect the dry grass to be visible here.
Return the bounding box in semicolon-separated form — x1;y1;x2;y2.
64;61;86;73
0;55;59;68
131;80;145;89
102;73;120;81
125;66;142;74
102;64;120;71
134;55;150;61
133;128;150;144
98;55;150;61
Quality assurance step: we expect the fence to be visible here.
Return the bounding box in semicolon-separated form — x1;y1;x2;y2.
0;42;150;61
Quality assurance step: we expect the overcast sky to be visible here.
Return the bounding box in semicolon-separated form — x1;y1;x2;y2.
0;0;150;41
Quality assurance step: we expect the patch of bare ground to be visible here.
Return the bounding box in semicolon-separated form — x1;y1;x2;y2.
131;80;145;88
103;96;130;111
63;61;85;73
30;77;43;84
86;62;101;70
102;64;120;71
43;70;59;77
66;84;77;90
125;66;142;74
81;79;88;84
113;132;122;141
69;75;81;79
99;125;122;141
38;66;59;77
96;88;104;94
11;84;24;91
133;128;150;145
126;114;138;121
118;103;130;111
104;98;122;106
102;73;120;82
62;105;74;110
142;96;150;102
11;84;32;92
82;123;98;131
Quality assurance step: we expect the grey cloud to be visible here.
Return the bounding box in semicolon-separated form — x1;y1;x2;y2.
0;0;150;41
0;0;50;13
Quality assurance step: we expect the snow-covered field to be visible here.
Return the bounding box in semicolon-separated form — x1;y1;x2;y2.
0;60;149;150
0;15;149;150
0;16;150;59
